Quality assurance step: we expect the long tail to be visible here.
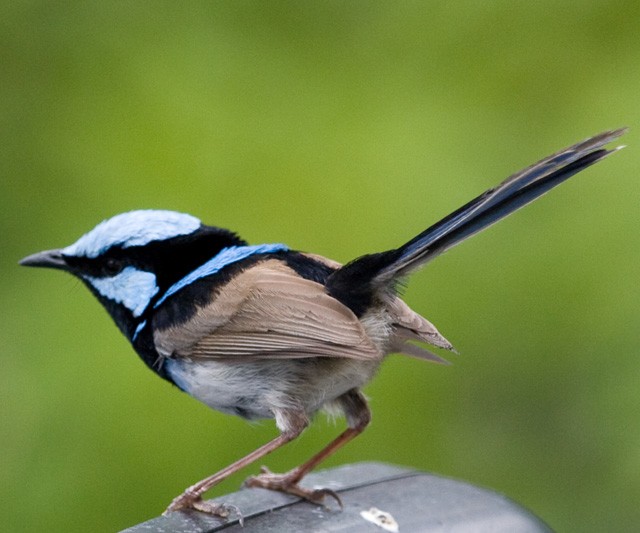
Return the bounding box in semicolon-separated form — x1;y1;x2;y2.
327;128;626;314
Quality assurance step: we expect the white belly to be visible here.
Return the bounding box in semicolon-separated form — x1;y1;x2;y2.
164;356;380;420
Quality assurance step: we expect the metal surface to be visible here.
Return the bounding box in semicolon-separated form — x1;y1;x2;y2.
121;462;553;532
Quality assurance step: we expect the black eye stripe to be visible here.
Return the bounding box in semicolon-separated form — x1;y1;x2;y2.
63;254;126;277
62;225;247;283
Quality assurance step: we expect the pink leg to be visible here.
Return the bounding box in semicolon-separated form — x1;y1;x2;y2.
244;389;371;507
164;410;308;516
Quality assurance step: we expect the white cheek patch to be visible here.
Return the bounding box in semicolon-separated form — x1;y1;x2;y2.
85;267;159;317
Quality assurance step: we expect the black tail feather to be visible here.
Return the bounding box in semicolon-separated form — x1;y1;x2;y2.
327;129;626;314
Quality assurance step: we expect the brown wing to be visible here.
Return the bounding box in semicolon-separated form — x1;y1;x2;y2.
153;259;380;361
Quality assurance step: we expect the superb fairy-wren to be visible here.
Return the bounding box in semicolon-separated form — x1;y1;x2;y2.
21;129;625;518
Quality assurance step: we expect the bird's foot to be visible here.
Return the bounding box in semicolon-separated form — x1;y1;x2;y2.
163;492;242;523
244;466;343;509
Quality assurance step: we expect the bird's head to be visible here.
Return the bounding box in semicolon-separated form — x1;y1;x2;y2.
20;210;246;339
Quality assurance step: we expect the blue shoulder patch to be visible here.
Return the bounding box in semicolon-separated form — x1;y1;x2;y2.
154;243;289;309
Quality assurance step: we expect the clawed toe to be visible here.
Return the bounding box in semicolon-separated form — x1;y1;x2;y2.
305;487;343;509
163;493;243;524
245;469;343;510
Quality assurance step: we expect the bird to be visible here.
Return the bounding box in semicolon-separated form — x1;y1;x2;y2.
21;129;625;519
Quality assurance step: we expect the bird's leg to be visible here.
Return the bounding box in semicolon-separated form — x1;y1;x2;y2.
244;389;371;508
164;409;308;516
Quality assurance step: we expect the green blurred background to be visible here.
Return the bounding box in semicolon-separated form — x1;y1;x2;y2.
2;2;639;531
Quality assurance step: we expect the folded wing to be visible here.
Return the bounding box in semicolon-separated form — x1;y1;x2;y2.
154;259;381;361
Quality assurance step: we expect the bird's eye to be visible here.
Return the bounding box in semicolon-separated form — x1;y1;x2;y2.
104;258;123;276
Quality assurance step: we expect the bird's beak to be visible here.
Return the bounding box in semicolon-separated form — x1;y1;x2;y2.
19;249;69;271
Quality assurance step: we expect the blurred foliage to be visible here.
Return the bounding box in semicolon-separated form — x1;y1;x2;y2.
2;1;639;531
